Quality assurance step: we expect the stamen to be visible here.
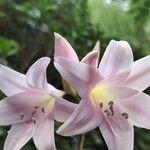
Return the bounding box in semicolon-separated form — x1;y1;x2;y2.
108;104;114;116
111;109;114;116
19;113;24;120
99;103;103;109
108;101;113;106
35;106;39;109
109;105;113;110
32;117;36;124
41;108;45;113
32;110;36;117
104;109;111;116
122;112;129;119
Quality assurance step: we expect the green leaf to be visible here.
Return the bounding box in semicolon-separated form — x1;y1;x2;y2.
0;37;19;56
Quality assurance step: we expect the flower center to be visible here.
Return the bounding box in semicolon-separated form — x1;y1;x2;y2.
19;95;55;124
90;84;129;119
90;84;111;105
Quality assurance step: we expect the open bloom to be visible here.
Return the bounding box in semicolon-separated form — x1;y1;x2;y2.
54;33;100;68
54;40;150;150
0;57;76;150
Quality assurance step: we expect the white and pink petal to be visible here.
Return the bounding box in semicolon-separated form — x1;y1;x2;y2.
57;100;103;136
26;57;50;91
99;40;133;80
54;33;79;61
33;119;56;150
81;41;100;68
118;92;150;129
0;90;49;125
123;55;150;91
53;95;77;122
4;123;35;150
99;117;133;150
0;65;29;96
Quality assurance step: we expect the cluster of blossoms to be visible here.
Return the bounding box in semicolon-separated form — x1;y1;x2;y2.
0;33;150;150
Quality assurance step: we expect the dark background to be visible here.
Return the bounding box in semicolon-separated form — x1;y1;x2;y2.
0;0;150;149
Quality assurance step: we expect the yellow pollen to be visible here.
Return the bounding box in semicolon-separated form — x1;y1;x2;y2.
90;84;111;105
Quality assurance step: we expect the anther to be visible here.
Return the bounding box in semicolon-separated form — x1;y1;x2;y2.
41;108;45;113
104;109;110;116
35;106;39;109
19;113;24;120
122;113;129;119
109;105;113;110
111;110;114;116
20;114;24;120
108;101;113;106
32;117;36;124
99;103;103;109
32;110;36;117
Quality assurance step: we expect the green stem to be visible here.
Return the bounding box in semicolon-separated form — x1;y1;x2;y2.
77;134;85;150
71;136;78;150
71;134;85;150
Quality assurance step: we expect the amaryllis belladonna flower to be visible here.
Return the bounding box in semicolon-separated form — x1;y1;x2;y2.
0;57;76;150
54;39;150;150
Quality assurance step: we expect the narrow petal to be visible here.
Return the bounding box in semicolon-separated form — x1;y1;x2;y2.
0;90;48;125
81;41;100;68
0;65;29;96
26;57;50;90
4;123;35;150
53;95;77;122
123;55;150;91
118;92;150;129
57;101;103;136
33;119;56;150
54;57;103;98
99;40;133;79
99;118;133;150
54;33;79;61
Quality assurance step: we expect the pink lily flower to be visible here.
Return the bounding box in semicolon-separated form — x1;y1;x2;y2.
54;33;100;68
0;57;77;150
54;40;150;150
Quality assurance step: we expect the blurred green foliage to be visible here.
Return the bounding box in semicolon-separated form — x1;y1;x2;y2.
0;0;150;149
0;37;19;56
